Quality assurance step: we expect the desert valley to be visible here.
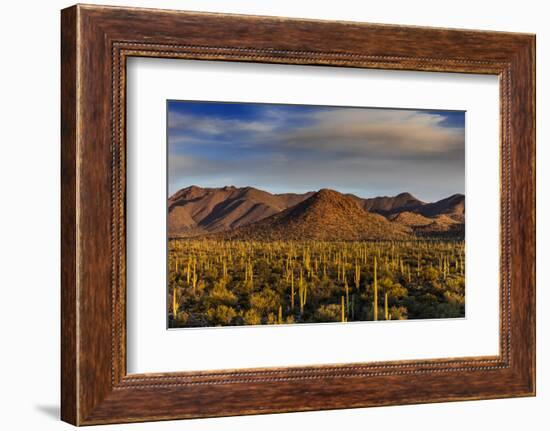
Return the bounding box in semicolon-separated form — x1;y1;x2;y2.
168;185;465;327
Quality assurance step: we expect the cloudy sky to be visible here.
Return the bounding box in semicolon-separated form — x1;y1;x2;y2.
167;101;465;202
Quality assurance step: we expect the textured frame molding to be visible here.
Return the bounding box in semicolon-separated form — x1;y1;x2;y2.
61;4;535;425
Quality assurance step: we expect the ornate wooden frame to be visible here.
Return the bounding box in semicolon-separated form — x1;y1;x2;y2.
61;4;535;425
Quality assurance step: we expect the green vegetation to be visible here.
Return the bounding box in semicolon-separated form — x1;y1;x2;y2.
168;239;465;328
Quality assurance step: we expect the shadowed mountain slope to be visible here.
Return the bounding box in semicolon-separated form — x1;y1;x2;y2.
168;185;314;237
415;193;465;222
356;192;425;215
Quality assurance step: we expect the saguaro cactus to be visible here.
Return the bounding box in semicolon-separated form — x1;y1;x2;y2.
192;268;198;293
248;261;254;284
384;291;389;320
354;260;360;290
344;274;350;318
172;288;178;318
373;256;378;321
291;275;295;310
299;268;305;314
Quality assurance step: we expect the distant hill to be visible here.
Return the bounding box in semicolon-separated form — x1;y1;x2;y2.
389;211;463;238
388;211;434;226
415;193;465;223
355;192;425;215
218;189;411;241
168;186;465;240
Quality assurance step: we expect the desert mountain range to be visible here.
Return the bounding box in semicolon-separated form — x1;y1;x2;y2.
168;185;464;241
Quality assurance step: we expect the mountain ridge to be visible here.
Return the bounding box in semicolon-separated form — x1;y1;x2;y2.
168;185;464;240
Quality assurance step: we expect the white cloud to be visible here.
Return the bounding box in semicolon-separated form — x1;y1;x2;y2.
281;109;464;159
168;111;277;135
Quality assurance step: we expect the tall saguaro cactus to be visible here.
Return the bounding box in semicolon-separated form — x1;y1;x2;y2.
344;274;350;318
373;256;378;321
192;268;198;293
172;288;178;318
291;274;295;310
354;260;360;290
384;291;389;320
299;268;306;314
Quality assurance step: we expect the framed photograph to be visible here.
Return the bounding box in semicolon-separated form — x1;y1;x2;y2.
166;100;466;329
61;4;535;425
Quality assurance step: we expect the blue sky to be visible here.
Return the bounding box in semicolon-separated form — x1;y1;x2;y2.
168;101;465;202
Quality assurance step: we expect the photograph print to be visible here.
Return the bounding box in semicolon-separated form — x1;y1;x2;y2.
167;101;465;328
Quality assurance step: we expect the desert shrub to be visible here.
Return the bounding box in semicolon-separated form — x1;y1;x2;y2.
435;302;464;318
443;291;464;306
242;309;262;325
171;311;189;326
249;288;280;314
206;305;237;326
388;283;407;298
204;281;237;307
444;277;464;293
423;266;439;282
266;313;278;324
389;306;408;320
314;304;342;322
